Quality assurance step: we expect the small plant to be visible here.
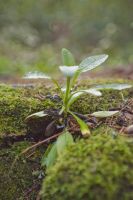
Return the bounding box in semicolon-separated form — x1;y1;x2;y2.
24;48;132;168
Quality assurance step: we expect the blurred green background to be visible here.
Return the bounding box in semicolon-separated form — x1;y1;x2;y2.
0;0;133;77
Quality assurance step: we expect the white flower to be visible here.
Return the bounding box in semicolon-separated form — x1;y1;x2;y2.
59;66;79;77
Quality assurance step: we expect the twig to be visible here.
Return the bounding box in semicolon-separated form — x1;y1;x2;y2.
10;132;62;173
22;132;62;155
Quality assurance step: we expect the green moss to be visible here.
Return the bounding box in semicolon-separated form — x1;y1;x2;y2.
0;79;132;136
71;90;124;114
0;79;132;199
41;134;133;200
72;78;133;114
0;141;42;200
0;84;57;136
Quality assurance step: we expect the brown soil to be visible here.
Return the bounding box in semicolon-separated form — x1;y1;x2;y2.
81;65;133;80
0;65;133;84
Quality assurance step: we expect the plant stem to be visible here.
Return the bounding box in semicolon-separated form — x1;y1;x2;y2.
52;78;64;98
64;77;71;114
71;70;80;88
120;91;125;102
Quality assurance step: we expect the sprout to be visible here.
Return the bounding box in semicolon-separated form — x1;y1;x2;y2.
25;48;132;169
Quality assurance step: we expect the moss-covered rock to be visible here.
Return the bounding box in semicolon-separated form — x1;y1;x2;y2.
71;79;133;114
0;84;56;136
0;79;132;136
0;79;132;199
71;89;128;114
41;134;133;200
0;141;42;200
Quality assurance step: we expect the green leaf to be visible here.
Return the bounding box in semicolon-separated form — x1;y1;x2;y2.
92;83;132;91
41;144;53;167
41;131;74;168
79;89;102;96
79;54;108;73
69;111;91;137
68;89;102;107
25;111;48;121
71;70;81;87
68;91;84;107
59;66;79;77
23;71;51;79
56;131;74;155
41;143;57;168
62;48;75;66
91;111;119;118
